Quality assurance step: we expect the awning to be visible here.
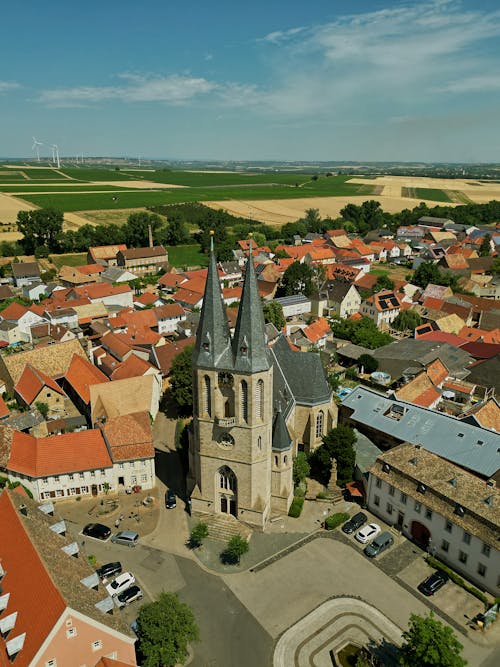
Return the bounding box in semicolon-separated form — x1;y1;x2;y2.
345;481;364;497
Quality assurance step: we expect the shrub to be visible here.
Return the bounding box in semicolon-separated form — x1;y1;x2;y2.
324;512;349;530
288;496;304;518
220;534;249;565
189;522;209;549
87;555;97;565
316;491;328;500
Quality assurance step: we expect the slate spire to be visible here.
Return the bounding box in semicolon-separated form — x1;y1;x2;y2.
194;234;233;369
232;239;270;372
272;405;292;451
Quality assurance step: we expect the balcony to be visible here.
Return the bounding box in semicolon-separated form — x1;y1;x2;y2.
216;416;236;427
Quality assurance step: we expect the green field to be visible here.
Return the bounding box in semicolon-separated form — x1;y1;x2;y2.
50;253;87;269
120;170;314;187
60;168;138;181
0;185;137;193
14;168;70;180
14;176;378;212
415;188;453;202
167;245;208;269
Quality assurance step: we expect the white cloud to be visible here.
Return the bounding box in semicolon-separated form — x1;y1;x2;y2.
259;26;305;44
0;81;20;93
38;74;218;107
439;74;500;93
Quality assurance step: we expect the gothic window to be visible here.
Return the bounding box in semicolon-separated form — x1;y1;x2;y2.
257;436;262;450
275;456;279;467
241;380;248;423
315;411;324;439
256;379;264;420
218;466;236;492
203;376;211;416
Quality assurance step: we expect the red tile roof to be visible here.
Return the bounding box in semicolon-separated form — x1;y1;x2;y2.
134;292;158;307
77;263;104;275
153;338;195;375
158;272;187;288
0;395;9;419
101;411;154;461
65;354;109;404
7;429;112;476
172;288;204;306
460;341;500;359
15;364;65;405
111;354;156;381
74;283;132;300
154;303;185;319
0;491;66;667
418;331;467;346
303;317;331;343
0;302;29;321
459;326;500;344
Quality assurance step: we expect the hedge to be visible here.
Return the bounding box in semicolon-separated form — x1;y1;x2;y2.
288;496;304;518
425;556;489;607
325;512;349;530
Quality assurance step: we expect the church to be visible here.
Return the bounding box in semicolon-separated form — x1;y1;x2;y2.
188;240;337;528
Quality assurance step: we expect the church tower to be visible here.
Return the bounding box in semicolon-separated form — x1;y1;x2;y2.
189;237;274;528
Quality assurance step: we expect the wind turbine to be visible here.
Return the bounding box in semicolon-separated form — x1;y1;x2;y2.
32;137;43;162
51;144;61;169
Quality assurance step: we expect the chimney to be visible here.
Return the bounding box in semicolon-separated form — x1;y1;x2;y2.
148;224;153;248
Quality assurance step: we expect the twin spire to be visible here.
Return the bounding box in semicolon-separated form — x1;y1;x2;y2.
194;235;269;373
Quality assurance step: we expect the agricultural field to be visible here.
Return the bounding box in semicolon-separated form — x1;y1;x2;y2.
0;185;135;193
167;244;208;269
50;253;87;269
119;170;314;186
402;187;453;202
60;168;138;181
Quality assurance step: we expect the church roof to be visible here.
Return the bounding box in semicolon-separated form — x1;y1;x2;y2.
232;246;270;373
272;408;292;451
271;335;332;406
194;242;233;370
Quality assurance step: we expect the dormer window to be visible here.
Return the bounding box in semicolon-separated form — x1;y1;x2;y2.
417;483;427;494
455;504;465;517
382;463;391;474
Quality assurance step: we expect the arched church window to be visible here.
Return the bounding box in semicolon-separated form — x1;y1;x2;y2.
219;466;236;491
315;410;324;439
257;436;262;450
284;455;288;464
256;379;264;420
274;455;279;467
241;380;248;423
203;375;211;416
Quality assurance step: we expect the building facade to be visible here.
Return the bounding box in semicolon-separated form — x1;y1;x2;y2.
366;444;500;596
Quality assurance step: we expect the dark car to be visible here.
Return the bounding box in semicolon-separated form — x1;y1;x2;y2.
96;561;122;580
82;523;111;540
165;489;176;509
418;570;449;596
117;585;143;606
364;531;394;558
341;512;368;535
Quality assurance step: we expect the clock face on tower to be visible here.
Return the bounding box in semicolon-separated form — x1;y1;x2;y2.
218;372;234;387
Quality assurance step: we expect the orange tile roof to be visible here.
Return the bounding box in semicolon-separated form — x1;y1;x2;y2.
8;428;112;476
443;253;469;270
117;329;162;346
101;411;154;462
154;303;185;319
65;354;109;403
134;292;158;306
306;247;336;261
443;380;474;395
77;263;104;275
101;331;134;359
15;364;65;405
349;312;363;321
153;338;195;375
111;354;155;381
303;317;331;343
365;290;402;312
172;288;204;306
89;244;127;261
222;286;242;301
0;302;29;320
276;258;295;272
326;263;361;282
465;398;500;431
0;491;67;667
74;283;132;300
355;273;378;290
458;326;500;344
425;358;449;386
0;395;9;419
158;272;187;288
119;308;158;330
422;296;445;311
275;245;310;260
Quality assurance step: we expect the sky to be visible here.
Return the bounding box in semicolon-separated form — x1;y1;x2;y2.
1;0;500;162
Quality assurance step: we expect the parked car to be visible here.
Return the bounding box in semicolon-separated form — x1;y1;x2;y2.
106;571;136;597
96;561;122;580
364;531;394;558
418;570;449;596
342;512;367;535
117;585;143;607
165;489;176;509
82;523;111;540
111;530;139;547
355;523;381;544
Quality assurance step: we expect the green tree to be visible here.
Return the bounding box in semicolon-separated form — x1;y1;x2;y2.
35;402;49;418
293;452;310;487
221;534;249;564
189;522;209;548
373;274;395;292
310;425;357;485
169;346;194;416
162;214;191;246
491;256;500;276
331;316;392;349
16;208;63;253
279;261;314;297
263;301;285;330
411;262;456;289
479;234;491;257
399;612;467;667
393;309;423;331
136;592;199;667
358;354;378;374
125;211;162;247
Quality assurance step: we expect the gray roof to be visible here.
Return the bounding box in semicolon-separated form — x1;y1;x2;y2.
232;250;270;373
327;282;357;303
466;355;500;395
11;262;39;278
342;386;500;478
353;429;383;474
372;339;474;379
273;295;311;307
194;248;233;370
418;216;454;225
336;343;372;361
101;266;136;282
272;408;292;451
271;335;332;406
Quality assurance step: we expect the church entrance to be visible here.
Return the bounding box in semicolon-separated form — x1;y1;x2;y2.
217;466;237;518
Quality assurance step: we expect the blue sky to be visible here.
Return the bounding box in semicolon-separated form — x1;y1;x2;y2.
1;0;500;162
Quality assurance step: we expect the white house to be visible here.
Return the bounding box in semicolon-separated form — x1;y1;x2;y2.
360;290;402;328
366;443;500;597
154;303;186;334
0;302;46;342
